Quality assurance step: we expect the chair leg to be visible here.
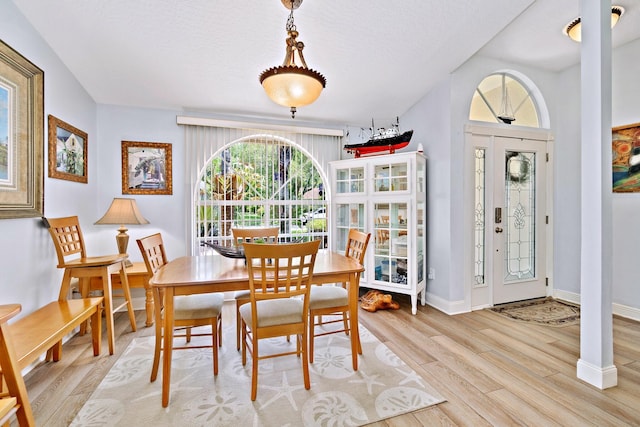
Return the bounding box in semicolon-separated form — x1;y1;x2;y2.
301;330;310;390
118;262;137;333
236;298;248;351
150;322;162;382
342;312;350;336
212;316;220;376
236;300;241;351
309;313;316;363
250;334;259;401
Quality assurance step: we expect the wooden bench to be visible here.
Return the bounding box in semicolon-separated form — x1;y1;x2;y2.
0;298;103;426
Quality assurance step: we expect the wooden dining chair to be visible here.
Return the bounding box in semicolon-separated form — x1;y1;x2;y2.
240;239;320;401
308;229;370;363
136;233;223;401
44;216;136;355
231;226;279;351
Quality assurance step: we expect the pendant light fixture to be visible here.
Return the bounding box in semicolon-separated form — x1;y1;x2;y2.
259;0;326;118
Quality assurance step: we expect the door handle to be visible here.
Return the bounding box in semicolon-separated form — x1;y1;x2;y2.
495;227;503;233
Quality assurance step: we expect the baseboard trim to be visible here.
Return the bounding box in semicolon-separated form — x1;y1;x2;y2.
425;292;467;315
553;289;640;322
577;359;618;389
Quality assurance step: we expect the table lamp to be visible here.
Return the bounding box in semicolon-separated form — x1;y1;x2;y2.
95;197;149;267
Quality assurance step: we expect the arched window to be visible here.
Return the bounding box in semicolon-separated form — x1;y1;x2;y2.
469;72;540;128
182;121;342;254
194;134;332;253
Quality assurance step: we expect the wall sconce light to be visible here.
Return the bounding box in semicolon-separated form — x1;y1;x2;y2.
259;0;326;118
563;6;624;42
95;197;149;266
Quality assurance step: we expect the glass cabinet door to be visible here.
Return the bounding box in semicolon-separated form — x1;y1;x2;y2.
335;202;365;253
373;202;409;287
335;167;365;194
373;161;408;193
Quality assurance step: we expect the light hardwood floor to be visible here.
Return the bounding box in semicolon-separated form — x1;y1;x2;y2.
21;295;640;426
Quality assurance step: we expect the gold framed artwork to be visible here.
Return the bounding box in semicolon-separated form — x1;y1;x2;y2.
48;115;88;183
0;40;44;219
612;122;640;193
121;141;172;195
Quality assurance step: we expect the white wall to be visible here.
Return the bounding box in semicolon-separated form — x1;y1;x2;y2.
94;105;186;262
610;38;640;309
0;0;100;316
401;78;452;302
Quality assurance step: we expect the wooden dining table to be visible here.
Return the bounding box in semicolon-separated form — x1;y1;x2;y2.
150;250;365;407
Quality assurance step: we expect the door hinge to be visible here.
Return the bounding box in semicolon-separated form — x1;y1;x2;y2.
546;215;549;224
546;153;549;162
545;277;549;287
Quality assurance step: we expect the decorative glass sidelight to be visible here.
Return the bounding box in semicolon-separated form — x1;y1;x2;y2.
474;148;486;287
504;151;536;281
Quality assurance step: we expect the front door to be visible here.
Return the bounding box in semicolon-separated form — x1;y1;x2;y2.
492;136;547;304
466;126;551;308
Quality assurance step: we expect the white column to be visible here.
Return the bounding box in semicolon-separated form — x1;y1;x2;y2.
577;0;617;389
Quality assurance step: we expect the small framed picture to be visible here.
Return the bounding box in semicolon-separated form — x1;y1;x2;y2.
122;141;172;195
48;115;87;183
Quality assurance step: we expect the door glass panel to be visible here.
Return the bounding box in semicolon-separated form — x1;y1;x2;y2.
474;148;486;287
504;151;536;281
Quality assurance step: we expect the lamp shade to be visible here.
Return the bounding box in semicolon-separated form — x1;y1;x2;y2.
95;198;149;225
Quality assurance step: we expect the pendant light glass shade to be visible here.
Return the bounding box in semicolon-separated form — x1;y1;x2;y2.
564;6;624;42
260;66;325;109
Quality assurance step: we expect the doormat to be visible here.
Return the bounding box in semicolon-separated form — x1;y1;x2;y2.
489;297;580;327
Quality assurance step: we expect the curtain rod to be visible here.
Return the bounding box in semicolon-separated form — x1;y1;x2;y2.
176;116;344;137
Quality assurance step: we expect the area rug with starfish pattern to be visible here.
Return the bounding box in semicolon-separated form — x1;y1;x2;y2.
489;297;580;327
70;322;445;426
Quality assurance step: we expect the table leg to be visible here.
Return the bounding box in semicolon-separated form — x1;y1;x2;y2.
162;287;175;407
349;272;360;371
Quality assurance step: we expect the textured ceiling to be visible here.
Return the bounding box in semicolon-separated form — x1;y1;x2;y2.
10;0;640;127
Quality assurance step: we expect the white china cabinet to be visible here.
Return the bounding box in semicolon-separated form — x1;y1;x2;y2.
330;151;427;314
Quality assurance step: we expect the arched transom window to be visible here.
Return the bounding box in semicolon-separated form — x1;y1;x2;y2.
470;72;540;128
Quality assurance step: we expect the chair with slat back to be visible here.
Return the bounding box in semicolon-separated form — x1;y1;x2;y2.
308;228;370;364
136;233;223;407
231;226;280;350
240;240;320;401
44;216;136;355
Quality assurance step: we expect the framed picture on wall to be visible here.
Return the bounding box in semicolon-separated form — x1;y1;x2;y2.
612;122;640;193
121;141;173;195
48;115;88;183
0;40;44;219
